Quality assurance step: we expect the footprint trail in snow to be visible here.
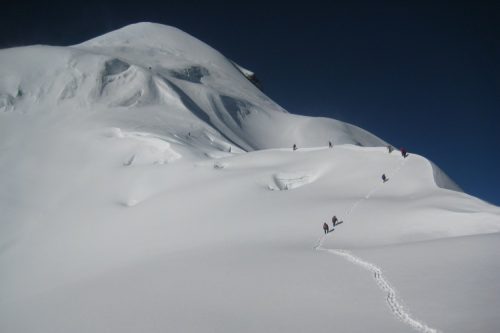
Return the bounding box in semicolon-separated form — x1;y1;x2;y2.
326;249;439;333
315;156;440;332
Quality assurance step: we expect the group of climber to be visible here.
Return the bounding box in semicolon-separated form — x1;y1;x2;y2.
381;145;408;182
293;141;334;151
323;215;343;234
292;142;408;157
321;145;410;235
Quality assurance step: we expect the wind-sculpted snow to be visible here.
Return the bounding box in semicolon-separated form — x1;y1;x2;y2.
269;172;318;190
169;65;209;84
104;58;131;75
429;161;462;192
105;128;182;166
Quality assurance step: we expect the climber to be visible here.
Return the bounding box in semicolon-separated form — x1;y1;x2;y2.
293;144;297;151
387;145;394;153
401;147;408;158
382;174;388;183
323;222;330;234
229;146;232;153
329;141;333;148
332;215;338;227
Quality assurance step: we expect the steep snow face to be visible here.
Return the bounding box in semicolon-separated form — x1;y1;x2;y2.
428;161;461;191
1;22;500;333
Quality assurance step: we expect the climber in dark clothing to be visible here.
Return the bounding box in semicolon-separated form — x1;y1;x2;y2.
387;145;394;153
323;222;330;234
401;147;408;158
382;174;388;183
293;144;297;151
329;141;333;148
332;215;338;227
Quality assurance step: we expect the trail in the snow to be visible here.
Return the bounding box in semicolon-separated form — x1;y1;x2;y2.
344;157;406;217
315;155;406;249
314;154;440;332
325;249;439;333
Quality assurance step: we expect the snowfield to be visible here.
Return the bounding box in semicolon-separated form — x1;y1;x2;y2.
1;22;499;333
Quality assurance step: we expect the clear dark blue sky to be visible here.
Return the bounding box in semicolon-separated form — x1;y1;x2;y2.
2;1;499;205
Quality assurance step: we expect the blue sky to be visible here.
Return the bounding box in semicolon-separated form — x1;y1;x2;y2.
1;1;498;204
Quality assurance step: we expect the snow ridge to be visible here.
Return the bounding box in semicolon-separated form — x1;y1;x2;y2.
327;249;439;333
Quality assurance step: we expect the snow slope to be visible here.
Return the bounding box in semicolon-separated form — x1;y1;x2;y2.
1;22;499;332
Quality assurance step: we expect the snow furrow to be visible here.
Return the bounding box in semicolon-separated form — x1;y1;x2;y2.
326;249;440;333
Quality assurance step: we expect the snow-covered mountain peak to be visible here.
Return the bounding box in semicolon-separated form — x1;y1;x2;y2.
78;22;219;56
76;22;238;78
1;22;389;151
